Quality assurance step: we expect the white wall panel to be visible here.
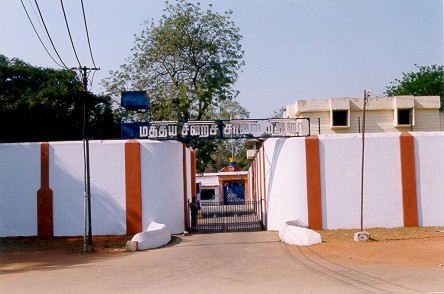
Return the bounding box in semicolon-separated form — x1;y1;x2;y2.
89;141;126;235
319;133;403;229
264;138;308;230
0;143;40;236
140;141;184;234
413;132;444;226
50;141;89;236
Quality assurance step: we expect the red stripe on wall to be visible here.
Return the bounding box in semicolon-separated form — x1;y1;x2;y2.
261;147;267;230
37;142;53;237
399;133;418;227
191;149;196;198
125;140;142;234
183;144;189;232
305;136;322;230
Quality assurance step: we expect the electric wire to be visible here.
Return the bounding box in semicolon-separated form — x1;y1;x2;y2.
33;0;69;69
60;0;82;67
20;0;65;68
80;0;97;68
88;69;98;90
28;0;56;58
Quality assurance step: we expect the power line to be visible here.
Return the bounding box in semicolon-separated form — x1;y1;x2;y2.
60;0;82;67
20;0;65;68
28;0;56;58
80;0;97;68
79;0;100;90
33;0;69;69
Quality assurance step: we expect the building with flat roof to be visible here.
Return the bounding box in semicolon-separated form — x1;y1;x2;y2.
283;96;441;134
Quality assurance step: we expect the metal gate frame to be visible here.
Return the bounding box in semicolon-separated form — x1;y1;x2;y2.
188;200;264;232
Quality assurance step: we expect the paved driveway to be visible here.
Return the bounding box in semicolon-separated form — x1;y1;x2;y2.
1;231;443;293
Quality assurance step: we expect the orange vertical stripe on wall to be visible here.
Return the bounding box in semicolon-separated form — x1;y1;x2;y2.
399;133;419;227
37;142;53;237
191;149;196;198
125;140;142;234
183;144;189;232
261;147;267;230
305;136;322;230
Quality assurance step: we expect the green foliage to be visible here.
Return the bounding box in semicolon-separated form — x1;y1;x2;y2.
271;106;286;118
101;0;247;172
198;99;250;173
0;55;118;143
201;139;250;173
385;64;444;111
102;0;245;121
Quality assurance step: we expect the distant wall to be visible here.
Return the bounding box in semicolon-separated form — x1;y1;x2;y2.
0;140;189;237
253;132;444;231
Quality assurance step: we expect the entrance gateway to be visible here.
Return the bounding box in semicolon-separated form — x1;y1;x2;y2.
120;91;311;232
189;199;263;232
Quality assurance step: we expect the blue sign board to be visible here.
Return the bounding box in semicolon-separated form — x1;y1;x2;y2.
121;91;149;110
121;118;310;140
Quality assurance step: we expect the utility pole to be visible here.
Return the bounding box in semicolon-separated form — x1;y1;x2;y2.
355;89;371;242
73;66;99;252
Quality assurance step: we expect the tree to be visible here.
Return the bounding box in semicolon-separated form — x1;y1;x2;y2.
271;106;286;118
0;55;118;143
385;64;444;111
200;100;250;172
102;0;246;172
102;0;245;122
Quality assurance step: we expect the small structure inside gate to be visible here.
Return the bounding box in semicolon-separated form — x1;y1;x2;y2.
191;159;264;232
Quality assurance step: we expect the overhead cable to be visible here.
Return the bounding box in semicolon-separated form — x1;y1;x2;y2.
80;0;97;68
34;0;69;69
60;0;82;67
28;0;56;57
20;0;65;68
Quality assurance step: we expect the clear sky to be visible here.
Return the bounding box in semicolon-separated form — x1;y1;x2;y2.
1;0;443;118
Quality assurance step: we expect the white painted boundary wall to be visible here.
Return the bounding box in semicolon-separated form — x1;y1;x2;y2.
319;133;403;229
0;143;40;236
50;140;126;236
0;140;187;237
140;141;188;233
263;133;444;230
413;132;444;227
264;138;308;230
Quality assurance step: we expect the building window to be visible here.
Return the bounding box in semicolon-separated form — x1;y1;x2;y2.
201;189;215;201
332;110;348;127
397;109;412;125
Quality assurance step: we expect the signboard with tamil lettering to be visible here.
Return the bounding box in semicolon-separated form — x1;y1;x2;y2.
121;118;310;140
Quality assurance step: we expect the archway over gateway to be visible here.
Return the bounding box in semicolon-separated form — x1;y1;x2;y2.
120;92;311;233
129;118;310;233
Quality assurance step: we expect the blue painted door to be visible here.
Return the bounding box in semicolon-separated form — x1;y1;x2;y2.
223;181;245;204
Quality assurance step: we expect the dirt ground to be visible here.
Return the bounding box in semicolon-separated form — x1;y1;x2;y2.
1;226;444;273
309;226;444;268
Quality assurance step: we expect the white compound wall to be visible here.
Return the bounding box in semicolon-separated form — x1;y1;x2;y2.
0;140;190;237
0;143;40;236
262;138;309;230
2;133;443;237
253;132;444;231
413;132;444;227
